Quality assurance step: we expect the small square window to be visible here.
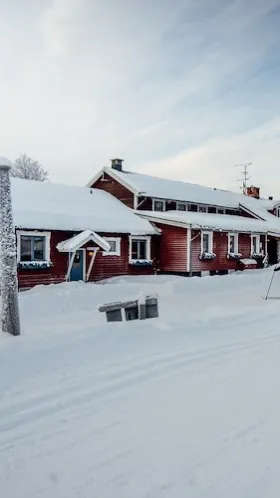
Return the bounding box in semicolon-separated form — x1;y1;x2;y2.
190;204;198;212
208;206;217;214
153;200;165;211
102;238;121;256
199;206;207;213
177;203;186;211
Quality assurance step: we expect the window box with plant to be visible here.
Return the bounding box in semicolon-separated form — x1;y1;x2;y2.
227;233;241;259
17;231;51;270
200;231;215;260
250;234;264;260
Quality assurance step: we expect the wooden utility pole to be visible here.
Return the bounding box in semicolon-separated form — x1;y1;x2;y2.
0;159;21;336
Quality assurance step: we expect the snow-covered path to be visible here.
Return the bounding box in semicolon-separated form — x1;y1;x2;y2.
1;271;280;497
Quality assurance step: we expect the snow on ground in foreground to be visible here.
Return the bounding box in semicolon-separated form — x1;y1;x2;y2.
1;270;280;497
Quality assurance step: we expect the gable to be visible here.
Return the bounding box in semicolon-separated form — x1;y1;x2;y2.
90;172;135;208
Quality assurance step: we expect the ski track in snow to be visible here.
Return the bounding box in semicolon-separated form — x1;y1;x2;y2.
1;270;280;497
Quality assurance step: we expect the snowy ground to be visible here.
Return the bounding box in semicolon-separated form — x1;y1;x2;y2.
1;270;280;497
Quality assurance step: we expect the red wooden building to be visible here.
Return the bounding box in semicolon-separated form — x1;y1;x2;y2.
89;159;280;277
11;178;158;290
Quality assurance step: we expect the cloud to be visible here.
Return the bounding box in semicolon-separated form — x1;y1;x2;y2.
141;117;280;198
1;0;280;194
40;0;86;56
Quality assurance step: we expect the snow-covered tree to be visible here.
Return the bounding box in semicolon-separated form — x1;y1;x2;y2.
11;153;49;182
0;159;21;336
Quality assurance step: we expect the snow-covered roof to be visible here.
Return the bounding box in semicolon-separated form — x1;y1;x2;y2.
136;210;269;233
95;166;280;216
0;157;12;167
57;230;111;252
11;178;157;235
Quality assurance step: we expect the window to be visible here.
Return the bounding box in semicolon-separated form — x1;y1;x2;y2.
176;202;187;211
190;204;198;212
17;231;50;263
217;209;224;214
208;206;217;214
201;231;213;254
102;237;121;256
251;234;261;254
228;233;238;253
129;236;151;262
153;199;165;211
198;206;207;213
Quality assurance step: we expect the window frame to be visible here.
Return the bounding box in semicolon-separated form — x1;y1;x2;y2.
152;199;166;212
17;230;51;263
176;202;187;211
102;237;121;256
228;232;239;254
129;236;151;263
251;234;261;255
198;206;207;213
201;231;213;254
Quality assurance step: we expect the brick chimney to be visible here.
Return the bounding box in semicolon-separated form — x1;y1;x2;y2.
111;158;123;171
246;185;260;199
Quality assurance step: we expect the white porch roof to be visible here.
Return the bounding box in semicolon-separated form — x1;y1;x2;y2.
56;230;111;253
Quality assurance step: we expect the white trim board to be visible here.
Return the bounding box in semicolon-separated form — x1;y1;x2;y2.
16;230;51;263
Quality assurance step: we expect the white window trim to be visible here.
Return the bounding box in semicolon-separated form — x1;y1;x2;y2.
251;234;261;255
201;231;213;254
129;235;151;263
228;232;239;254
16;230;51;263
152;199;166;212
102;237;121;256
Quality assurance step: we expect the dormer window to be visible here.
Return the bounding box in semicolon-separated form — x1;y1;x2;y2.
176;202;187;211
153;199;166;211
190;204;198;212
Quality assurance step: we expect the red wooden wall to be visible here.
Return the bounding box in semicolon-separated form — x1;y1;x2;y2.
155;223;187;272
91;173;134;208
190;231;265;273
18;231;156;289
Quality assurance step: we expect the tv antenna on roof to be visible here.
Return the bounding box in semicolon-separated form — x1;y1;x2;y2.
234;161;252;195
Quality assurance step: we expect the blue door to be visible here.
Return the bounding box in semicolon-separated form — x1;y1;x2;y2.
69;250;84;281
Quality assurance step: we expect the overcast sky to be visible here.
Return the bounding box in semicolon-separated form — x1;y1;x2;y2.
1;0;280;196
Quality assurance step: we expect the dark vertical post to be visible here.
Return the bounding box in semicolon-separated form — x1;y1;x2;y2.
0;159;21;336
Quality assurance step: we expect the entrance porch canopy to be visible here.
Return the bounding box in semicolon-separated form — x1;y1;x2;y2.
56;230;111;282
56;229;111;253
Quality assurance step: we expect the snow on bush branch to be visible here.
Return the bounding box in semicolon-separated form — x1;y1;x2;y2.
11;153;49;182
